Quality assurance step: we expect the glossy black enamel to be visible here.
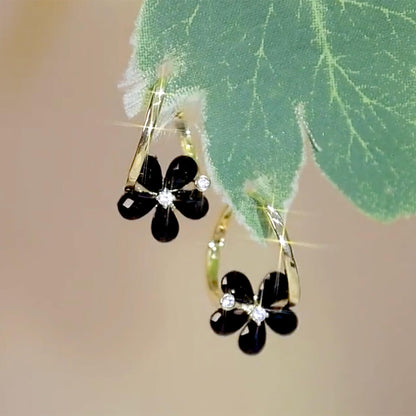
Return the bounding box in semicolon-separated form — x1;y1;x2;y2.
210;309;247;335
238;320;266;355
221;271;254;304
266;308;298;335
137;155;163;192
174;190;209;219
259;271;289;308
117;192;156;220
151;205;179;242
164;156;198;190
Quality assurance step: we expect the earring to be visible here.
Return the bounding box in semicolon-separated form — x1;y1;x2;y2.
117;78;210;242
207;204;300;355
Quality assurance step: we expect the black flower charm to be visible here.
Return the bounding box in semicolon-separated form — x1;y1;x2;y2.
210;271;298;354
118;155;209;242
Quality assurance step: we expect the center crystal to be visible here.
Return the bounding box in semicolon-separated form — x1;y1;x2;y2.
250;306;267;325
156;188;175;209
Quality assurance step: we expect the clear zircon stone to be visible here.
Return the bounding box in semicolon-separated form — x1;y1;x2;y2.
220;293;236;311
195;175;211;192
156;188;175;209
250;306;267;325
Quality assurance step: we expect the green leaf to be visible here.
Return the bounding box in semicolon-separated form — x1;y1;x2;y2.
122;0;416;238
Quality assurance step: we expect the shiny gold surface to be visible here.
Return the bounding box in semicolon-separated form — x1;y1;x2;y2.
125;77;167;189
206;206;233;301
264;205;300;306
125;94;199;191
176;112;197;160
206;204;300;305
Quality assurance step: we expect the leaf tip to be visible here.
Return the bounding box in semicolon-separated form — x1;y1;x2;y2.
295;102;322;153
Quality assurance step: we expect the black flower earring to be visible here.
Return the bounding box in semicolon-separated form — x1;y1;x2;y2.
210;271;297;354
118;155;209;242
117;78;210;242
206;204;300;354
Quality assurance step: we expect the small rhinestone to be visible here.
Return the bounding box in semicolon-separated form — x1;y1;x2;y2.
156;189;175;209
195;175;211;192
250;306;267;325
220;293;236;311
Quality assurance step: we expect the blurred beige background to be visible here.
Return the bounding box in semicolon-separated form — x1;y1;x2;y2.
1;1;415;415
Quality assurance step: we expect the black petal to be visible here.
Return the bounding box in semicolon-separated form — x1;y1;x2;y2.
266;308;298;335
151;205;179;242
117;191;156;220
221;271;254;304
210;309;247;335
174;190;209;219
137;155;163;192
258;271;289;308
238;320;266;355
164;156;198;190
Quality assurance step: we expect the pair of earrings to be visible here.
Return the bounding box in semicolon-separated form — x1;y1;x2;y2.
117;78;300;355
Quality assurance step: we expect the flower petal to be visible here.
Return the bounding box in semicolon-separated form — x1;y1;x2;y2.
174;190;209;219
266;308;298;335
151;205;179;242
117;192;156;220
210;308;247;335
238;320;266;355
164;156;198;190
221;271;254;304
137;155;163;192
258;271;289;308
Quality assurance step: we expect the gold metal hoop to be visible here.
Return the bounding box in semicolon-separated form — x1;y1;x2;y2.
125;77;167;189
206;205;300;306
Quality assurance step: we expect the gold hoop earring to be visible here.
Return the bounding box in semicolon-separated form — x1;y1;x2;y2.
207;204;300;354
117;79;210;242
